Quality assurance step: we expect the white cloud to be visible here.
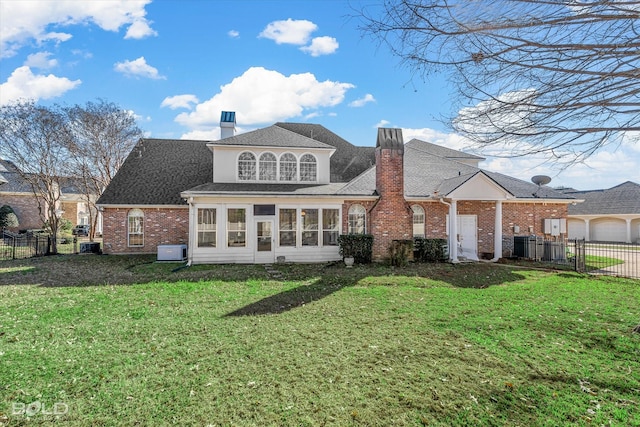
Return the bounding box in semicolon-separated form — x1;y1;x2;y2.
174;66;354;129
114;57;165;79
259;19;317;45
124;19;157;39
181;129;221;140
228;30;240;38
300;36;339;56
161;94;200;110
402;127;473;151
0;0;156;58
24;51;58;69
0;66;81;105
375;120;390;128
349;94;376;108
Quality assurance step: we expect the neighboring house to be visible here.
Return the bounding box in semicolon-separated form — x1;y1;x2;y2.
0;158;100;232
97;112;576;264
562;181;640;243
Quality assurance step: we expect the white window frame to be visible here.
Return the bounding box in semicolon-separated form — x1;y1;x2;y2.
348;204;366;234
197;208;217;247
279;153;297;182
259;152;277;181
238;152;256;181
412;205;425;238
299;153;317;182
227;207;247;247
127;208;144;247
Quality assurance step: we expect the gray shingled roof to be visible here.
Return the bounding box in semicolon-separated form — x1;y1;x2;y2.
183;182;346;196
97;139;213;205
0;159;33;193
211;125;335;150
566;181;640;215
404;138;484;162
275;122;375;182
339;139;574;200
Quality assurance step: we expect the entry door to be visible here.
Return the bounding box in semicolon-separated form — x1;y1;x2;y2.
255;220;275;263
457;215;478;261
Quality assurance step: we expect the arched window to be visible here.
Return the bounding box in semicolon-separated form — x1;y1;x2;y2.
412;205;425;238
128;209;144;247
348;204;366;234
299;154;317;182
238;152;256;180
259;152;277;181
279;153;297;181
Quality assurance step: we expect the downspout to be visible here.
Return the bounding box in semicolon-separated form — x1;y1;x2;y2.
438;197;458;263
186;196;194;266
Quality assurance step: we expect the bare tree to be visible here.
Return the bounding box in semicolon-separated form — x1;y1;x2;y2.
0;101;74;254
64;100;142;241
357;0;640;163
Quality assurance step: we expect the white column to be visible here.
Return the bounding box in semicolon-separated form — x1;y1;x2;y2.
584;218;590;241
450;200;459;263
626;218;632;243
492;200;503;262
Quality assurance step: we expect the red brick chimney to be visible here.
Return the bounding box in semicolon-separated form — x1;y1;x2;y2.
371;128;412;261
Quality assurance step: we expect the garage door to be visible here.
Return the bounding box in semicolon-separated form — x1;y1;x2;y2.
591;219;626;242
568;219;586;240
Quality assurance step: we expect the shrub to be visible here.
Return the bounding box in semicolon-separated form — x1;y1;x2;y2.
389;239;413;267
0;205;19;230
414;238;448;262
338;234;374;264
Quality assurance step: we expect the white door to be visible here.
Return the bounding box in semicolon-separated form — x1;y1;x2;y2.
255;220;275;263
457;215;478;261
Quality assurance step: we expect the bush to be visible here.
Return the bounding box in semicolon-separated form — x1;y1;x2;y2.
389;239;413;267
0;205;19;230
414;238;448;262
338;234;374;264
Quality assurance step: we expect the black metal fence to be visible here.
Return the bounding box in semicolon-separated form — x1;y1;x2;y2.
0;231;80;260
513;236;639;279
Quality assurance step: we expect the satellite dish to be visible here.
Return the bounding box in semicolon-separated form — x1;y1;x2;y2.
531;175;551;186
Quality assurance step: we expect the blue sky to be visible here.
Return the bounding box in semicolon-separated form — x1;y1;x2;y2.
1;0;638;190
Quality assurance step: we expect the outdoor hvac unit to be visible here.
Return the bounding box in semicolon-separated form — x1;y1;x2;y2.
157;244;187;261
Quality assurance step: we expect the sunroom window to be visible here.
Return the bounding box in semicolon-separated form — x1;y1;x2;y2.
197;208;216;247
227;208;246;247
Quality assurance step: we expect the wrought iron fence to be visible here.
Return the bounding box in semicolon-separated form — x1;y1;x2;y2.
512;236;639;280
0;231;80;260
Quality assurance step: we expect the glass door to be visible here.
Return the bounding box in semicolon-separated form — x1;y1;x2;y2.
255;220;274;263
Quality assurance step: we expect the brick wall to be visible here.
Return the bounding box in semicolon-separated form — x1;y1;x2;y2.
102;207;189;254
0;193;43;230
61;201;78;226
370;145;413;261
501;202;568;256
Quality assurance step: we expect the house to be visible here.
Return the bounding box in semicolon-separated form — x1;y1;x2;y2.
0;158;100;232
97;112;577;263
562;181;640;243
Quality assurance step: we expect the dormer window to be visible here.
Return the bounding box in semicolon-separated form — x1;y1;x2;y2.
299;154;317;182
279;153;297;181
259;152;277;181
238;152;256;180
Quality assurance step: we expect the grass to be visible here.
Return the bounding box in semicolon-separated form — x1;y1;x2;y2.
0;255;638;426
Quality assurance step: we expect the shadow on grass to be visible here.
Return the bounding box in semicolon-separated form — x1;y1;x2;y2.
225;262;530;317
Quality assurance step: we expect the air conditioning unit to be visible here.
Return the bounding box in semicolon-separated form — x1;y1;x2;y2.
157;244;187;261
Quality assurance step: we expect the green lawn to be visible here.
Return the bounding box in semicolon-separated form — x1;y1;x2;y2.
0;255;638;426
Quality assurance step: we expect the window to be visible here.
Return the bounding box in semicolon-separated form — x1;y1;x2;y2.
412;205;425;238
227;208;246;247
348;204;366;234
259;152;277;181
279;153;297;181
301;209;318;246
322;209;339;246
128;209;144;247
279;208;297;247
238;152;256;181
299;154;317;182
197;208;216;247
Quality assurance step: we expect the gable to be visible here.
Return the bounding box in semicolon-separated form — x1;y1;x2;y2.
445;172;513;200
